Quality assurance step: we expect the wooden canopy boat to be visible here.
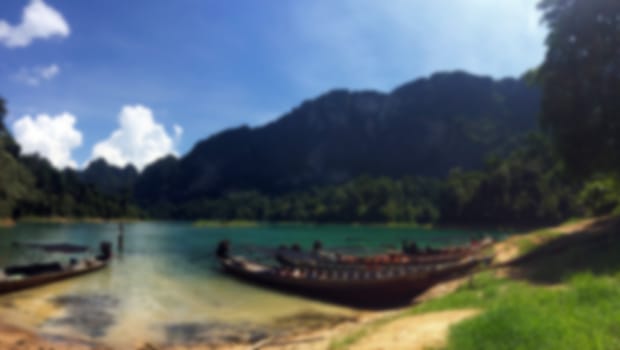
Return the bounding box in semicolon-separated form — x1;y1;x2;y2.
217;243;491;308
0;242;112;295
276;238;493;269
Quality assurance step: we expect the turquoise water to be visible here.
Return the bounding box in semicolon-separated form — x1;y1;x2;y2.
0;222;506;347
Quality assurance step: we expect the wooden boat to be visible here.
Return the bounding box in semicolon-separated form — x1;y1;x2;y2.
0;260;109;294
276;238;493;269
218;247;491;309
0;242;112;295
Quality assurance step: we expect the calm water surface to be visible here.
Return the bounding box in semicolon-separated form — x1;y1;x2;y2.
0;222;506;347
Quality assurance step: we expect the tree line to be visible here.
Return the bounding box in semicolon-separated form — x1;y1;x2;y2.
149;133;620;225
2;0;620;225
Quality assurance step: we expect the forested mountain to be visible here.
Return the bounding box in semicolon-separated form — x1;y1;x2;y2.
0;125;37;219
134;71;540;210
3;67;617;224
80;159;138;196
144;134;586;225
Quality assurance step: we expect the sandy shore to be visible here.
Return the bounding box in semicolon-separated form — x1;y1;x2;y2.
0;274;472;350
0;218;15;227
0;322;112;350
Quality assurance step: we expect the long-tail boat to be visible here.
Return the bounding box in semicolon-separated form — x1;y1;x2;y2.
0;242;112;294
216;241;492;309
276;238;493;269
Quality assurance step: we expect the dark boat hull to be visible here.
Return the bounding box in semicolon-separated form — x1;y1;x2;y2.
220;257;485;309
0;261;108;295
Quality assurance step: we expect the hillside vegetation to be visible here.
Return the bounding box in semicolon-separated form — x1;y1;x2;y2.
4;69;616;224
0;98;140;221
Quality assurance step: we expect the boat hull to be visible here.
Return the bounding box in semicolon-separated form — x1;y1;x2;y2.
0;261;108;295
220;257;483;309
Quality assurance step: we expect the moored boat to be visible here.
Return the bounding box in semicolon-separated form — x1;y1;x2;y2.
0;242;112;295
216;241;492;309
276;238;493;269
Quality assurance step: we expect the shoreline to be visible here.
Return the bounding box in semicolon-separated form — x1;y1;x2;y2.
2;215;570;232
0;271;482;350
0;216;608;349
0;218;15;227
5;216;143;226
0;322;111;350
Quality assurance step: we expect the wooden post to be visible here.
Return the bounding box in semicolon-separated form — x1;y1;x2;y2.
118;222;124;254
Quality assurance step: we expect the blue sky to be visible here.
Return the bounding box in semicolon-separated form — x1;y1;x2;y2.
0;0;547;170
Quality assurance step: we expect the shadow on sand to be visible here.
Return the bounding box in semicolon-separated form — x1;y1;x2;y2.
48;293;120;338
508;216;620;284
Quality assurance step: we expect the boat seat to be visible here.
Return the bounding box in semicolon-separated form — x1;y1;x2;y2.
5;262;63;276
234;258;268;273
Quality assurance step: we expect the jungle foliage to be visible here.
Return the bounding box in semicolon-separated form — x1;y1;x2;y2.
0;98;141;220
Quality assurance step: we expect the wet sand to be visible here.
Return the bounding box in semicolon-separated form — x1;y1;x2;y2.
0;313;364;350
0;322;111;350
0;275;471;350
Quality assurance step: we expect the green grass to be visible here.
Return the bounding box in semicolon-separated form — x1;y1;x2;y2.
330;272;511;349
444;273;620;350
561;217;589;225
332;217;620;350
331;270;620;350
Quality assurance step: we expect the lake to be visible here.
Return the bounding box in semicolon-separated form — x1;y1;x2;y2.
0;222;506;348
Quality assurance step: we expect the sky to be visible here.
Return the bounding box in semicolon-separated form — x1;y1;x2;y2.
0;0;548;170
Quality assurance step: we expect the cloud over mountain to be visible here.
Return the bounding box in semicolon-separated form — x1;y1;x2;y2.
12;112;83;169
90;105;181;171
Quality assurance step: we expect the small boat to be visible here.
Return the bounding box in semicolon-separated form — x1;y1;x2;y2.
0;242;112;295
216;241;491;309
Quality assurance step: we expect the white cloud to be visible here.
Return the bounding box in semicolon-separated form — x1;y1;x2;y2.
173;124;183;139
90;105;181;171
0;0;70;48
12;113;83;169
14;63;60;86
40;63;60;79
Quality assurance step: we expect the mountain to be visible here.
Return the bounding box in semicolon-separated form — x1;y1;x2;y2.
0;129;38;219
80;159;138;196
134;71;540;209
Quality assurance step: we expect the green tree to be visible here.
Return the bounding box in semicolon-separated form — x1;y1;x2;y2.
0;97;6;132
539;0;620;176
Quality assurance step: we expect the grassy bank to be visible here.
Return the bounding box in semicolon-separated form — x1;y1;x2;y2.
331;216;620;350
443;273;620;350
